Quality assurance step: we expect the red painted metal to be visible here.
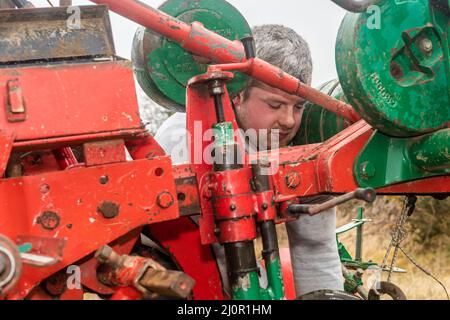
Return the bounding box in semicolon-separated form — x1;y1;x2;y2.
83;139;126;167
1;157;178;299
279;248;296;300
125;133;166;160
0;129;14;176
148;217;226;300
110;286;142;300
21;151;63;176
25;285;84;300
255;190;276;222
0;61;143;151
97;254;150;289
212;168;256;243
186;74;243;245
52;147;79;170
78;229;142;296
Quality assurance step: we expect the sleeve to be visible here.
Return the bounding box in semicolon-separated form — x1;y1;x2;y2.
153;112;189;165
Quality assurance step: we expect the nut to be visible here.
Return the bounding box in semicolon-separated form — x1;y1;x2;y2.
97;201;120;219
419;38;433;53
156;192;174;209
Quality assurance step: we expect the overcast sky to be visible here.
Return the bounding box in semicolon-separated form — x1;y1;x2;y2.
31;0;348;86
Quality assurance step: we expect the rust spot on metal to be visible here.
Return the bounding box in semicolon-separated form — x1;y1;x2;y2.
285;171;301;189
37;211;60;230
40;183;50;194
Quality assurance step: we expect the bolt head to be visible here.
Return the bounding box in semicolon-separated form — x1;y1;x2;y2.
157;192;174;209
360;162;376;179
95;245;113;263
99;175;109;185
97;201;120;219
419;38;433;53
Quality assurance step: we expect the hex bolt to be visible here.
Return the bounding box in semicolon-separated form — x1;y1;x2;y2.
285;171;301;189
95;245;113;264
95;245;121;266
360;161;376;179
97;201;120;219
209;80;224;96
419;38;433;53
156;192;174;209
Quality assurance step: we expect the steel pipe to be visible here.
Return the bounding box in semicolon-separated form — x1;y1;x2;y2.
331;0;380;12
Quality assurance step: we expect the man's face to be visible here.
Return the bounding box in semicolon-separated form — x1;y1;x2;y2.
234;82;306;149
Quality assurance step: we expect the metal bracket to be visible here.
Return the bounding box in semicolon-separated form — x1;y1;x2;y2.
5;79;26;123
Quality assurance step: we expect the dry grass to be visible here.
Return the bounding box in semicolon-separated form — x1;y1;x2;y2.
336;197;450;300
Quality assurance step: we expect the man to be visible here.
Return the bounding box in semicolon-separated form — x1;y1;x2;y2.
154;24;343;297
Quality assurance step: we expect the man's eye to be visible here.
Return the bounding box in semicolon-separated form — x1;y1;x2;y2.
295;104;305;111
267;102;282;109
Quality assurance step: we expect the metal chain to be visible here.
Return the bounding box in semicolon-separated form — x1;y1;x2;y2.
380;196;415;281
381;195;449;300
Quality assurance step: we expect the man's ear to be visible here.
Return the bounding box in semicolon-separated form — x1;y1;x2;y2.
232;92;243;108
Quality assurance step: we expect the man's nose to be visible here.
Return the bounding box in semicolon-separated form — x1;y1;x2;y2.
278;107;296;129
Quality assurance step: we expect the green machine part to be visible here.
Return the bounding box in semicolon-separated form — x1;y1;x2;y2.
131;0;251;111
355;128;450;188
293;79;353;145
336;0;450;137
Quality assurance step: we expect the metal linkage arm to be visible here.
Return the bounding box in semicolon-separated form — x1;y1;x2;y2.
331;0;379;12
288;188;376;216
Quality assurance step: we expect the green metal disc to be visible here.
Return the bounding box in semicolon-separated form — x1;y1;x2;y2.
336;0;450;137
293;79;352;145
132;0;251;111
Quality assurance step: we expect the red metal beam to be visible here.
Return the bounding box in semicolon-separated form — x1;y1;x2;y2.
1;157;179;299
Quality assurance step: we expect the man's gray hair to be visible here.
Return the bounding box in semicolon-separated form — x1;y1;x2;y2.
243;24;312;98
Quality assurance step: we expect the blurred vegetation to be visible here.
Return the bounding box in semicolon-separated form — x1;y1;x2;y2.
338;196;450;253
337;195;450;300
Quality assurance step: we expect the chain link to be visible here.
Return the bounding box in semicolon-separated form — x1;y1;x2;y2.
380;195;449;300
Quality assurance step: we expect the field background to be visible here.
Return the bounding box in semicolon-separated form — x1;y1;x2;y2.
271;196;450;300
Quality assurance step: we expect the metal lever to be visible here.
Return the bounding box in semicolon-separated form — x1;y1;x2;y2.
288;188;376;216
95;245;195;299
330;0;379;13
